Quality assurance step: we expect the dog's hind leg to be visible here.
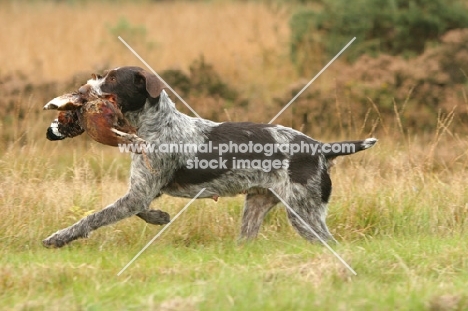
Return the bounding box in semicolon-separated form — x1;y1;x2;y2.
279;183;335;243
285;201;335;243
239;189;279;241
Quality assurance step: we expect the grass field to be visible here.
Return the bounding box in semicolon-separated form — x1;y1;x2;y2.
1;1;468;310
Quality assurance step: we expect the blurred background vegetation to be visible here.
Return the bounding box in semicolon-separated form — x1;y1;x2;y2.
1;0;467;152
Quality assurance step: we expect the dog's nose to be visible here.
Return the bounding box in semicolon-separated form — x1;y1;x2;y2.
79;84;91;94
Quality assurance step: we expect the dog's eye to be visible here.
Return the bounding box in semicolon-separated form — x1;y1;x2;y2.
109;76;116;82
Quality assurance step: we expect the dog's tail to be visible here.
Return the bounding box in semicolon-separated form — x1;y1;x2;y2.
324;138;378;160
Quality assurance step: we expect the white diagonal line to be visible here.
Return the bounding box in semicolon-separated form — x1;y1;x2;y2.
118;36;202;119
268;37;356;124
117;188;206;276
268;188;357;275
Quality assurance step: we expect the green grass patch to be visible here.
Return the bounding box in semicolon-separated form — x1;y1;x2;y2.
2;232;468;310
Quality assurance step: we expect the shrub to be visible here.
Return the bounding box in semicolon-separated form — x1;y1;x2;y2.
290;0;468;73
159;57;242;121
160;56;238;102
281;29;468;134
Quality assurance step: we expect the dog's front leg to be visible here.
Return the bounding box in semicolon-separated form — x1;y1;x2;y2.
136;209;170;225
134;193;170;225
42;156;169;248
42;188;158;248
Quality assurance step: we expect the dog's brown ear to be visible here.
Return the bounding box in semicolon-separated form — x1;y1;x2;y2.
136;70;165;98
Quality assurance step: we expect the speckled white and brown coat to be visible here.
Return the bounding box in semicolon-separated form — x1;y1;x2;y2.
43;66;377;248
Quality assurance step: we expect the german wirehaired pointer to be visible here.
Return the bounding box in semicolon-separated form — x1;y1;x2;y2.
42;66;377;248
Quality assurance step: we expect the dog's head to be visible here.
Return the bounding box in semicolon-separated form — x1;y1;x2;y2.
81;66;165;113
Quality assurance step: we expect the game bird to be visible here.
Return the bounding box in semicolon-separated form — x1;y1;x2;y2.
44;84;146;150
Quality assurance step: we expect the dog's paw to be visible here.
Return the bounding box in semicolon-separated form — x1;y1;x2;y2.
138;209;171;225
42;233;67;248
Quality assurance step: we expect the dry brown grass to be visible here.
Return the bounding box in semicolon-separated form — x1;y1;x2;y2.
0;1;297;95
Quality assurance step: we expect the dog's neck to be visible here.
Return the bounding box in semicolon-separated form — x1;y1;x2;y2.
123;109;145;128
124;90;193;132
